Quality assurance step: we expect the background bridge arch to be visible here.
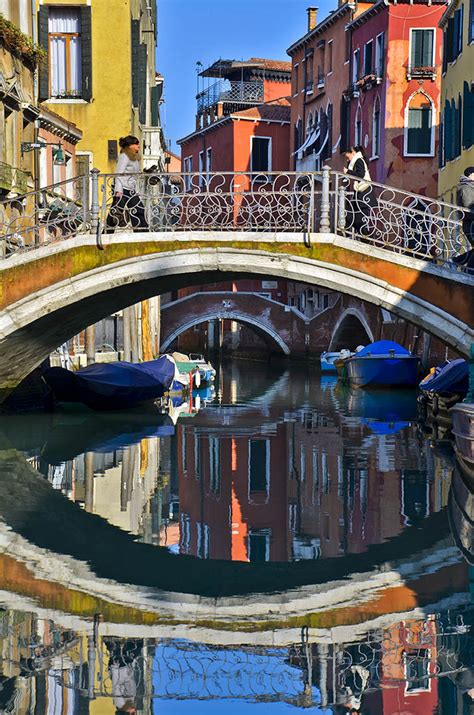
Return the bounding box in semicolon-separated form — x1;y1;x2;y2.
161;312;291;355
329;308;375;352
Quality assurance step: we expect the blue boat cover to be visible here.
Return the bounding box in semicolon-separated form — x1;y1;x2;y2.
355;340;410;357
419;358;469;396
75;357;176;390
362;418;410;435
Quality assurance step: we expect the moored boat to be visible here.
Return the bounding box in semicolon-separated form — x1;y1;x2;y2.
450;402;474;464
43;355;181;411
345;340;419;388
171;352;216;387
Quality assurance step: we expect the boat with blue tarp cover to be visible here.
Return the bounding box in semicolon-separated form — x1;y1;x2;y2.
419;359;469;398
345;340;420;388
43;355;183;410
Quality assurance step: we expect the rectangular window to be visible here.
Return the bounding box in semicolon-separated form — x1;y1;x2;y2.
293;63;299;95
364;40;373;76
375;32;385;76
328;40;333;73
410;29;435;69
251;136;271;173
407;106;433;155
353;49;360;83
404;649;431;692
184;156;192;190
209;437;220;493
48;8;82;98
248;529;271;562
372;102;381;157
306;53;314;92
206;147;212;181
249;439;269;494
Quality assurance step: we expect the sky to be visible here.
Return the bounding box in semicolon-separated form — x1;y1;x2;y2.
156;0;332;153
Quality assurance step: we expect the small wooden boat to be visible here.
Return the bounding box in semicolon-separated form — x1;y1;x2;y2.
321;348;354;375
171;352;216;387
345;340;419;388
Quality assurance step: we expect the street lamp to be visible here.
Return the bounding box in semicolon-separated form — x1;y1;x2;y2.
21;141;65;165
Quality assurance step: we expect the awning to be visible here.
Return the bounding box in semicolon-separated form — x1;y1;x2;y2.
293;125;320;157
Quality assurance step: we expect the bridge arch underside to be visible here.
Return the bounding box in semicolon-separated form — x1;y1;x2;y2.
329;309;375;352
0;247;472;395
161;314;290;355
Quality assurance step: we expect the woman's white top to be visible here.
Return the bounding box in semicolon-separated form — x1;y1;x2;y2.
114;153;140;193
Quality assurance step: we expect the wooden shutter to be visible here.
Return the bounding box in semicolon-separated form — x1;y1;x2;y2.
442;30;447;74
463;81;474;149
131;20;140;106
446;18;454;63
137;44;147;125
38;6;49;102
150;85;159;127
439;113;444;168
80;7;92;101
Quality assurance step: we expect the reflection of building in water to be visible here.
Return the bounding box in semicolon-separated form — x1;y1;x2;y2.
40;436;168;544
175;402;451;562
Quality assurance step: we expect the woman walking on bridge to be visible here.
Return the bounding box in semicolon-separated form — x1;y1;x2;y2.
343;145;374;236
106;135;148;232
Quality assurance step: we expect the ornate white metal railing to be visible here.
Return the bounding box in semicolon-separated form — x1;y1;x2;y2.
0;168;471;272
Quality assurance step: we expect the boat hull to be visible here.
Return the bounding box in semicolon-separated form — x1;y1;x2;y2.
346;355;420;388
450;402;474;464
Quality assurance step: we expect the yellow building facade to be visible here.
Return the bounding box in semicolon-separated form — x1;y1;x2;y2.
438;0;474;202
35;0;165;175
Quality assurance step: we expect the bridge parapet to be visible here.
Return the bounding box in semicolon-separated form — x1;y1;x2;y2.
0;169;471;275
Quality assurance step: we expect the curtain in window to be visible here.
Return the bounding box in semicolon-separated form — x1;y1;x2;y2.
407;107;432;154
48;9;82;97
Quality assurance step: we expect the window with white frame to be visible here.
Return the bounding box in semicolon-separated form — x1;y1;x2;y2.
183;155;192;190
353;48;360;83
206;147;212;181
48;8;82;98
355;105;362;146
248;439;270;496
248;529;271;562
375;32;385;77
372;96;381;157
409;29;435;70
405;92;434;155
251;136;271;173
198;150;204;187
364;40;373;76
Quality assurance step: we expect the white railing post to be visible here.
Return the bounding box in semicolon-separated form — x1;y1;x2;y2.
90;168;103;249
320;165;331;233
338;184;346;232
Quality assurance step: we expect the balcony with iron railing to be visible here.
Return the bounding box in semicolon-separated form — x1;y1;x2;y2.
406;64;437;81
0;161;30;195
197;79;264;114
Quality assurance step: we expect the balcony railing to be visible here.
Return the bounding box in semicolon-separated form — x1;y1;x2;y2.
317;71;325;89
407;64;437;80
0;161;30;194
197;80;264;113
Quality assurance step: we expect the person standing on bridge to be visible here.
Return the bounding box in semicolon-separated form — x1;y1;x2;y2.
453;167;474;270
342;145;374;236
106;135;148;232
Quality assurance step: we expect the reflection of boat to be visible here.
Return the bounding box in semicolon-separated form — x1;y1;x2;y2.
344;386;417;435
448;459;474;564
419;359;469;430
320;351;340;374
345;341;419;388
43;356;182;410
450;402;474;464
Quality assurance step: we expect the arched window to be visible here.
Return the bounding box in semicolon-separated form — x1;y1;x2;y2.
306;111;314;137
355;105;362;146
404;91;434;156
372;96;381;158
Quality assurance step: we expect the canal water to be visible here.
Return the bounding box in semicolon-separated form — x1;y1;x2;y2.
0;361;472;714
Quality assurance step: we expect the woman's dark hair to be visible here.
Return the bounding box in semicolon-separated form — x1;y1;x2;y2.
119;135;140;149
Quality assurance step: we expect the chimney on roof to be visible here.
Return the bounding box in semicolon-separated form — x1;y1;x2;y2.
307;6;318;31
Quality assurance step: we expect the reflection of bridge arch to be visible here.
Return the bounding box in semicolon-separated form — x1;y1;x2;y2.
329;308;375;351
161;312;291;355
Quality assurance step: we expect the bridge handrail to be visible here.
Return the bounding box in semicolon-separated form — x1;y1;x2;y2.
0;168;471;274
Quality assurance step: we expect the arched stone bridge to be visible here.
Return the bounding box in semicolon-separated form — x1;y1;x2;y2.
0;169;472;399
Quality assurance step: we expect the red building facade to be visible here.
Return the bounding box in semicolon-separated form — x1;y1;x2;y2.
345;0;446;196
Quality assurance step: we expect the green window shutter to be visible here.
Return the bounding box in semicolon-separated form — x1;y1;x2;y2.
80;7;92;101
439;113;444;168
412;30;422;67
463;81;474;149
456;95;462;157
38;6;49;102
423;30;434;66
137;44;147;125
447;18;454;62
407;107;431;154
442;30;447;73
459;5;464;54
131;20;140;107
150;85;159;127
